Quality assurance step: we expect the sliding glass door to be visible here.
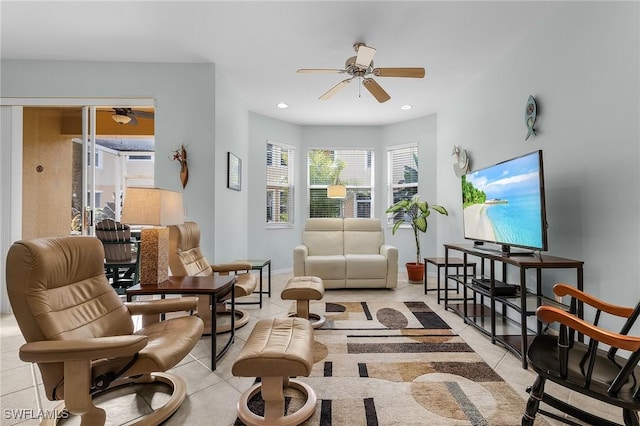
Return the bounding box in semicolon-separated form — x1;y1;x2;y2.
21;104;154;239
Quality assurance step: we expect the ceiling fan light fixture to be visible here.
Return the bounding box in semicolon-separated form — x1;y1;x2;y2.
112;113;132;124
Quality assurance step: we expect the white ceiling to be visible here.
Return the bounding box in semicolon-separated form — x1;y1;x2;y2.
1;1;561;126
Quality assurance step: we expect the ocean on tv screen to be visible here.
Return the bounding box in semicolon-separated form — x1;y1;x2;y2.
462;152;543;248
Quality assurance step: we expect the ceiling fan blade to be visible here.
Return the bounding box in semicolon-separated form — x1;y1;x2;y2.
127;115;138;126
319;78;353;100
131;110;154;119
297;68;346;74
373;67;426;78
362;78;391;103
355;45;376;68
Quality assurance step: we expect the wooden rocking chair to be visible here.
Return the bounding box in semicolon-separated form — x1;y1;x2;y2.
523;283;640;425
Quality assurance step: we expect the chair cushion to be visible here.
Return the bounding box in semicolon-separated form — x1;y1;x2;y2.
305;255;345;279
345;254;388;279
168;222;213;276
127;315;204;374
232;318;314;378
303;218;344;255
234;273;258;297
282;276;325;301
343;218;384;255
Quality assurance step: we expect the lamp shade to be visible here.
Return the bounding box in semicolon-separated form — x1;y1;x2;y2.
327;184;347;199
121;187;184;226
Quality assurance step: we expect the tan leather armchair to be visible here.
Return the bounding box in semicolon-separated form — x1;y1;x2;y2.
6;236;204;426
168;221;257;334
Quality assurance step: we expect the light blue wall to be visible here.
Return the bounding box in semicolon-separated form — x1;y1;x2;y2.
247;113;302;271
382;114;438;265
436;2;640;322
0;60;219;260
214;70;250;262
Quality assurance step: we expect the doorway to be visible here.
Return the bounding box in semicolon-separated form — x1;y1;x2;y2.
22;106;155;239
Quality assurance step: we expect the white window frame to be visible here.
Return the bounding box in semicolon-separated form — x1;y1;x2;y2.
266;141;295;229
387;143;419;228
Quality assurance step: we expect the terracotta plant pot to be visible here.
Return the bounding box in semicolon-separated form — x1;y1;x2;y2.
406;262;425;283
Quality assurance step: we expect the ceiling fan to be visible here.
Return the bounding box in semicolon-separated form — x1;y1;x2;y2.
297;42;425;103
111;108;154;125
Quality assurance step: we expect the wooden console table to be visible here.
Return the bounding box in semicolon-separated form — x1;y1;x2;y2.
126;275;236;371
443;243;583;369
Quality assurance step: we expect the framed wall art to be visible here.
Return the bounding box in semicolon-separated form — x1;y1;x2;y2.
227;152;242;191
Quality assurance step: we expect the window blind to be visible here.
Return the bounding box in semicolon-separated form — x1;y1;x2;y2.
387;144;419;224
308;149;374;218
266;141;295;226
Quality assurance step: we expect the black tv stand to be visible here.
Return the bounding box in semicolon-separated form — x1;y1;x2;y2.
443;243;584;369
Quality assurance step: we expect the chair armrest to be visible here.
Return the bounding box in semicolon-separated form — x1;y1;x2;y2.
380;244;398;259
19;335;148;363
125;297;199;316
553;283;636;318
211;262;252;273
293;245;308;277
537;306;640;352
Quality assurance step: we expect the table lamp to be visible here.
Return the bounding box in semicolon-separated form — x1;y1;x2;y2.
327;184;347;218
120;187;184;285
326;184;346;199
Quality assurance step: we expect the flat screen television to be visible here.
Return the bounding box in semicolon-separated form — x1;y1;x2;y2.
461;150;547;255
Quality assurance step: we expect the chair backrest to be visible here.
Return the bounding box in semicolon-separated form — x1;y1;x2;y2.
343;218;384;255
96;218;132;262
302;218;344;256
168;221;213;276
6;236;133;398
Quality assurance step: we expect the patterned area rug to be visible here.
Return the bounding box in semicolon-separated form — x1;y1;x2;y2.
236;301;548;425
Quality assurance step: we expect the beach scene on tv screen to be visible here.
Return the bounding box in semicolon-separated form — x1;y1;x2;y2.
462;152;543;249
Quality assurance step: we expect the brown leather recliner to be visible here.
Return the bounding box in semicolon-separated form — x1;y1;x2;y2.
168;221;257;334
6;236;204;426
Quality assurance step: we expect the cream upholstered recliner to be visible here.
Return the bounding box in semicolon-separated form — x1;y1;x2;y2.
168;221;257;334
6;236;203;426
293;218;398;289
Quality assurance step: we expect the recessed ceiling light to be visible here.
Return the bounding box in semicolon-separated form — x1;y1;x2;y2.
276;102;288;109
400;104;412;110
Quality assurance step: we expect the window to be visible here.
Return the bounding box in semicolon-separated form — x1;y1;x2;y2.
267;143;273;166
88;150;103;169
387;144;419;225
307;149;374;218
266;141;295;227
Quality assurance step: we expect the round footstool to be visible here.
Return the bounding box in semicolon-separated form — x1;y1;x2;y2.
232;317;316;426
281;276;325;328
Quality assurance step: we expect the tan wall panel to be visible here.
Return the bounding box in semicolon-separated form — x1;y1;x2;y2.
23;108;75;239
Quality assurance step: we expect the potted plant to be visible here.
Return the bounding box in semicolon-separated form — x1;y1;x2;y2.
386;194;448;282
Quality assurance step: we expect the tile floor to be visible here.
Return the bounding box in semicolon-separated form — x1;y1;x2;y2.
0;271;622;425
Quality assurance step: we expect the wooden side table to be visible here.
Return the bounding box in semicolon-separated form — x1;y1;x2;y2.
126;275;236;371
424;257;476;304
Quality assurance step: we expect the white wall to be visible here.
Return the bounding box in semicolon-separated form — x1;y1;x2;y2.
247;113;302;270
436;2;640;320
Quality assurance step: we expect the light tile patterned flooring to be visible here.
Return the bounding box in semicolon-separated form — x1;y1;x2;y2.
0;272;621;425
